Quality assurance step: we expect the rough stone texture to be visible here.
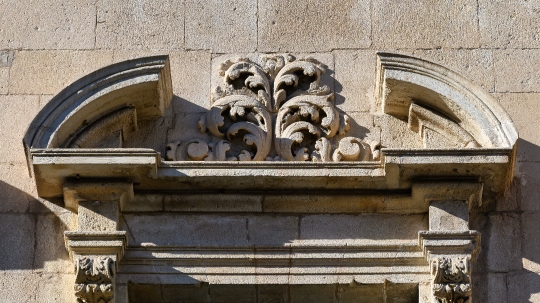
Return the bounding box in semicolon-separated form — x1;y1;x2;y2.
0;68;8;94
78;201;119;232
486;213;522;272
333;50;377;113
372;0;480;48
34;213;76;273
0;164;37;213
429;201;469;231
258;0;371;52
164;194;262;212
522;212;540;273
0;95;40;164
497;93;540;163
411;49;495;93
96;0;184;49
9;51;114;95
494;49;540;93
0;0;95;50
247;215;298;245
507;273;540;303
479;0;540;48
0;271;39;302
185;0;257;52
0;214;35;270
516;162;540;211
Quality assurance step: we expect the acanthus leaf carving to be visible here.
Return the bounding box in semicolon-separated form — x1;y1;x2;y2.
167;54;379;162
74;256;115;303
431;256;472;303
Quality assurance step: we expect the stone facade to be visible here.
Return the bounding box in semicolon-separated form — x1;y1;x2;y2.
0;1;539;303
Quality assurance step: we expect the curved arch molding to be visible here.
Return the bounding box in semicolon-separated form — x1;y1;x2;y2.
24;55;172;150
376;52;517;148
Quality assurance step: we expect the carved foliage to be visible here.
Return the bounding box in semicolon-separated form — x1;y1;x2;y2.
431;256;472;303
74;256;115;303
167;54;379;162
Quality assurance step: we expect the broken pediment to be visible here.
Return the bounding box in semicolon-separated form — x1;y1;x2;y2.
23;53;517;204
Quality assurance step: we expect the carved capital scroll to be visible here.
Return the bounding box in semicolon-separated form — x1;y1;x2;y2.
431;256;472;303
74;256;115;303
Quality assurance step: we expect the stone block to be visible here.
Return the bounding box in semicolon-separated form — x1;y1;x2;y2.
162;284;210;303
289;285;336;303
0;68;8;94
0;51;14;67
497;93;540;163
516;162;540;211
185;0;257;52
300;214;427;242
122;214;249;246
78;201;119;232
0;271;39;302
0;164;37;213
487;213;522;272
372;0;479;48
248;215;298;245
473;273;507;303
494;49;540;93
113;50;212;113
334;50;377;113
123;194;163;212
411;49;495;93
338;284;383;302
210;284;256;303
9;51;114;95
258;285;289;303
34;213;76;273
374;115;423;149
164;194;262;212
522;212;540;272
262;194;386;213
96;0;184;49
258;0;371;52
0;214;35;270
0;0;95;49
35;273;75;302
507;272;540;303
479;0;540;48
429;201;469;231
167;112;210;144
0;95;40;164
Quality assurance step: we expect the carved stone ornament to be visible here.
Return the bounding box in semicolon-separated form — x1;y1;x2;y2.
74;256;115;303
431;256;472;303
166;54;380;162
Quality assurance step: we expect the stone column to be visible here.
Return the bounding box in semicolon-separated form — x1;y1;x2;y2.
417;184;481;303
63;182;132;303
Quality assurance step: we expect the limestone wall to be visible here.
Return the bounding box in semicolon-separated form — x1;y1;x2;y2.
0;0;539;302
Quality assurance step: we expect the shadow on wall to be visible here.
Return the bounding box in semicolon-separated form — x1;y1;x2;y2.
0;179;70;271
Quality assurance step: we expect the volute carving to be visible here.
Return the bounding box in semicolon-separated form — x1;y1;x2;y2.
431;256;472;303
167;54;380;162
74;256;115;303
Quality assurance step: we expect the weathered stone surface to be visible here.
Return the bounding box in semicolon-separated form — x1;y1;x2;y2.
35;273;75;302
114;50;212;113
411;49;495;92
290;285;336;303
507;272;540;303
210;285;257;303
0;95;40;164
0;271;38;302
9;51;114;95
164;194;262;212
497;93;540;162
372;0;479;48
429;201;469;231
185;0;257;52
0;214;35;270
479;0;540;48
34;213;76;273
494;49;540;93
0;51;14;67
124;194;163;212
516;162;540;211
123;214;249;246
258;0;371;52
374;115;423;149
301;214;427;242
333;50;377;112
248;216;298;245
473;273;507;303
0;164;36;213
96;0;184;49
0;0;95;49
487;213;522;272
0;68;8;94
522;212;540;272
